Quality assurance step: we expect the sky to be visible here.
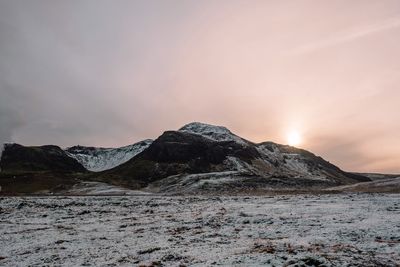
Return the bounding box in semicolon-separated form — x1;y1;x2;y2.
0;0;399;173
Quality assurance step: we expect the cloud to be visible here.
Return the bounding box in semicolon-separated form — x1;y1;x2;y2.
291;16;400;54
0;84;27;161
0;1;399;173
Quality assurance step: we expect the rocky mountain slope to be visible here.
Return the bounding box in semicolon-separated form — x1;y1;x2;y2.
65;139;152;172
96;122;369;192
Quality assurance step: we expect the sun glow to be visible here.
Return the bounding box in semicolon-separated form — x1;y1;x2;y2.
287;130;302;146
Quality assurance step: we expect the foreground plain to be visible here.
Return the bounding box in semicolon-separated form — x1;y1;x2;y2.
0;194;399;266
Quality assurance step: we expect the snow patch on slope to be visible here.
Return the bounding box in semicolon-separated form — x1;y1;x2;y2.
256;143;327;180
146;171;242;194
63;181;150;195
65;139;152;172
224;156;257;174
179;122;248;145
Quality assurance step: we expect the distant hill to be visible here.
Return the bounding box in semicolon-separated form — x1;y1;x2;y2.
327;177;400;193
351;172;400;181
1;143;85;172
0;144;87;195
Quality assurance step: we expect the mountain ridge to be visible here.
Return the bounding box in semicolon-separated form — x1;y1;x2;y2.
95;123;369;192
0;122;372;194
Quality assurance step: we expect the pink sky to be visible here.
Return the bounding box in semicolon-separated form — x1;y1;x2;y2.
1;0;399;173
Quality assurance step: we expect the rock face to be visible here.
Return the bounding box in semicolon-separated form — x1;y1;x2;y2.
0;144;86;172
97;123;370;192
65;139;152;172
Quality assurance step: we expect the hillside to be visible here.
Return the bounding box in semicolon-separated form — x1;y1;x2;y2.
0;144;87;194
97;123;369;193
327;177;400;193
0;143;85;172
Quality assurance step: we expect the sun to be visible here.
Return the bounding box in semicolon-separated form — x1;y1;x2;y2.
287;130;302;146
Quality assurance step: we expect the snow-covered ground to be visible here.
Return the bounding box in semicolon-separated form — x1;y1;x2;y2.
0;194;399;266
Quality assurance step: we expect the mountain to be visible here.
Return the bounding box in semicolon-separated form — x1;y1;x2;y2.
65;139;153;172
96;130;260;189
0;143;86;172
0;122;373;194
96;122;370;193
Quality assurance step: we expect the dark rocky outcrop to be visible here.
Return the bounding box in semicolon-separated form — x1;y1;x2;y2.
0;144;86;172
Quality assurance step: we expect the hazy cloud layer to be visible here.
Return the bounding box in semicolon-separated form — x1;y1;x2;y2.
0;0;399;173
291;16;400;55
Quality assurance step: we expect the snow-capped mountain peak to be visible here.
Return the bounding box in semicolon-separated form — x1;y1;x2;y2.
179;122;248;145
